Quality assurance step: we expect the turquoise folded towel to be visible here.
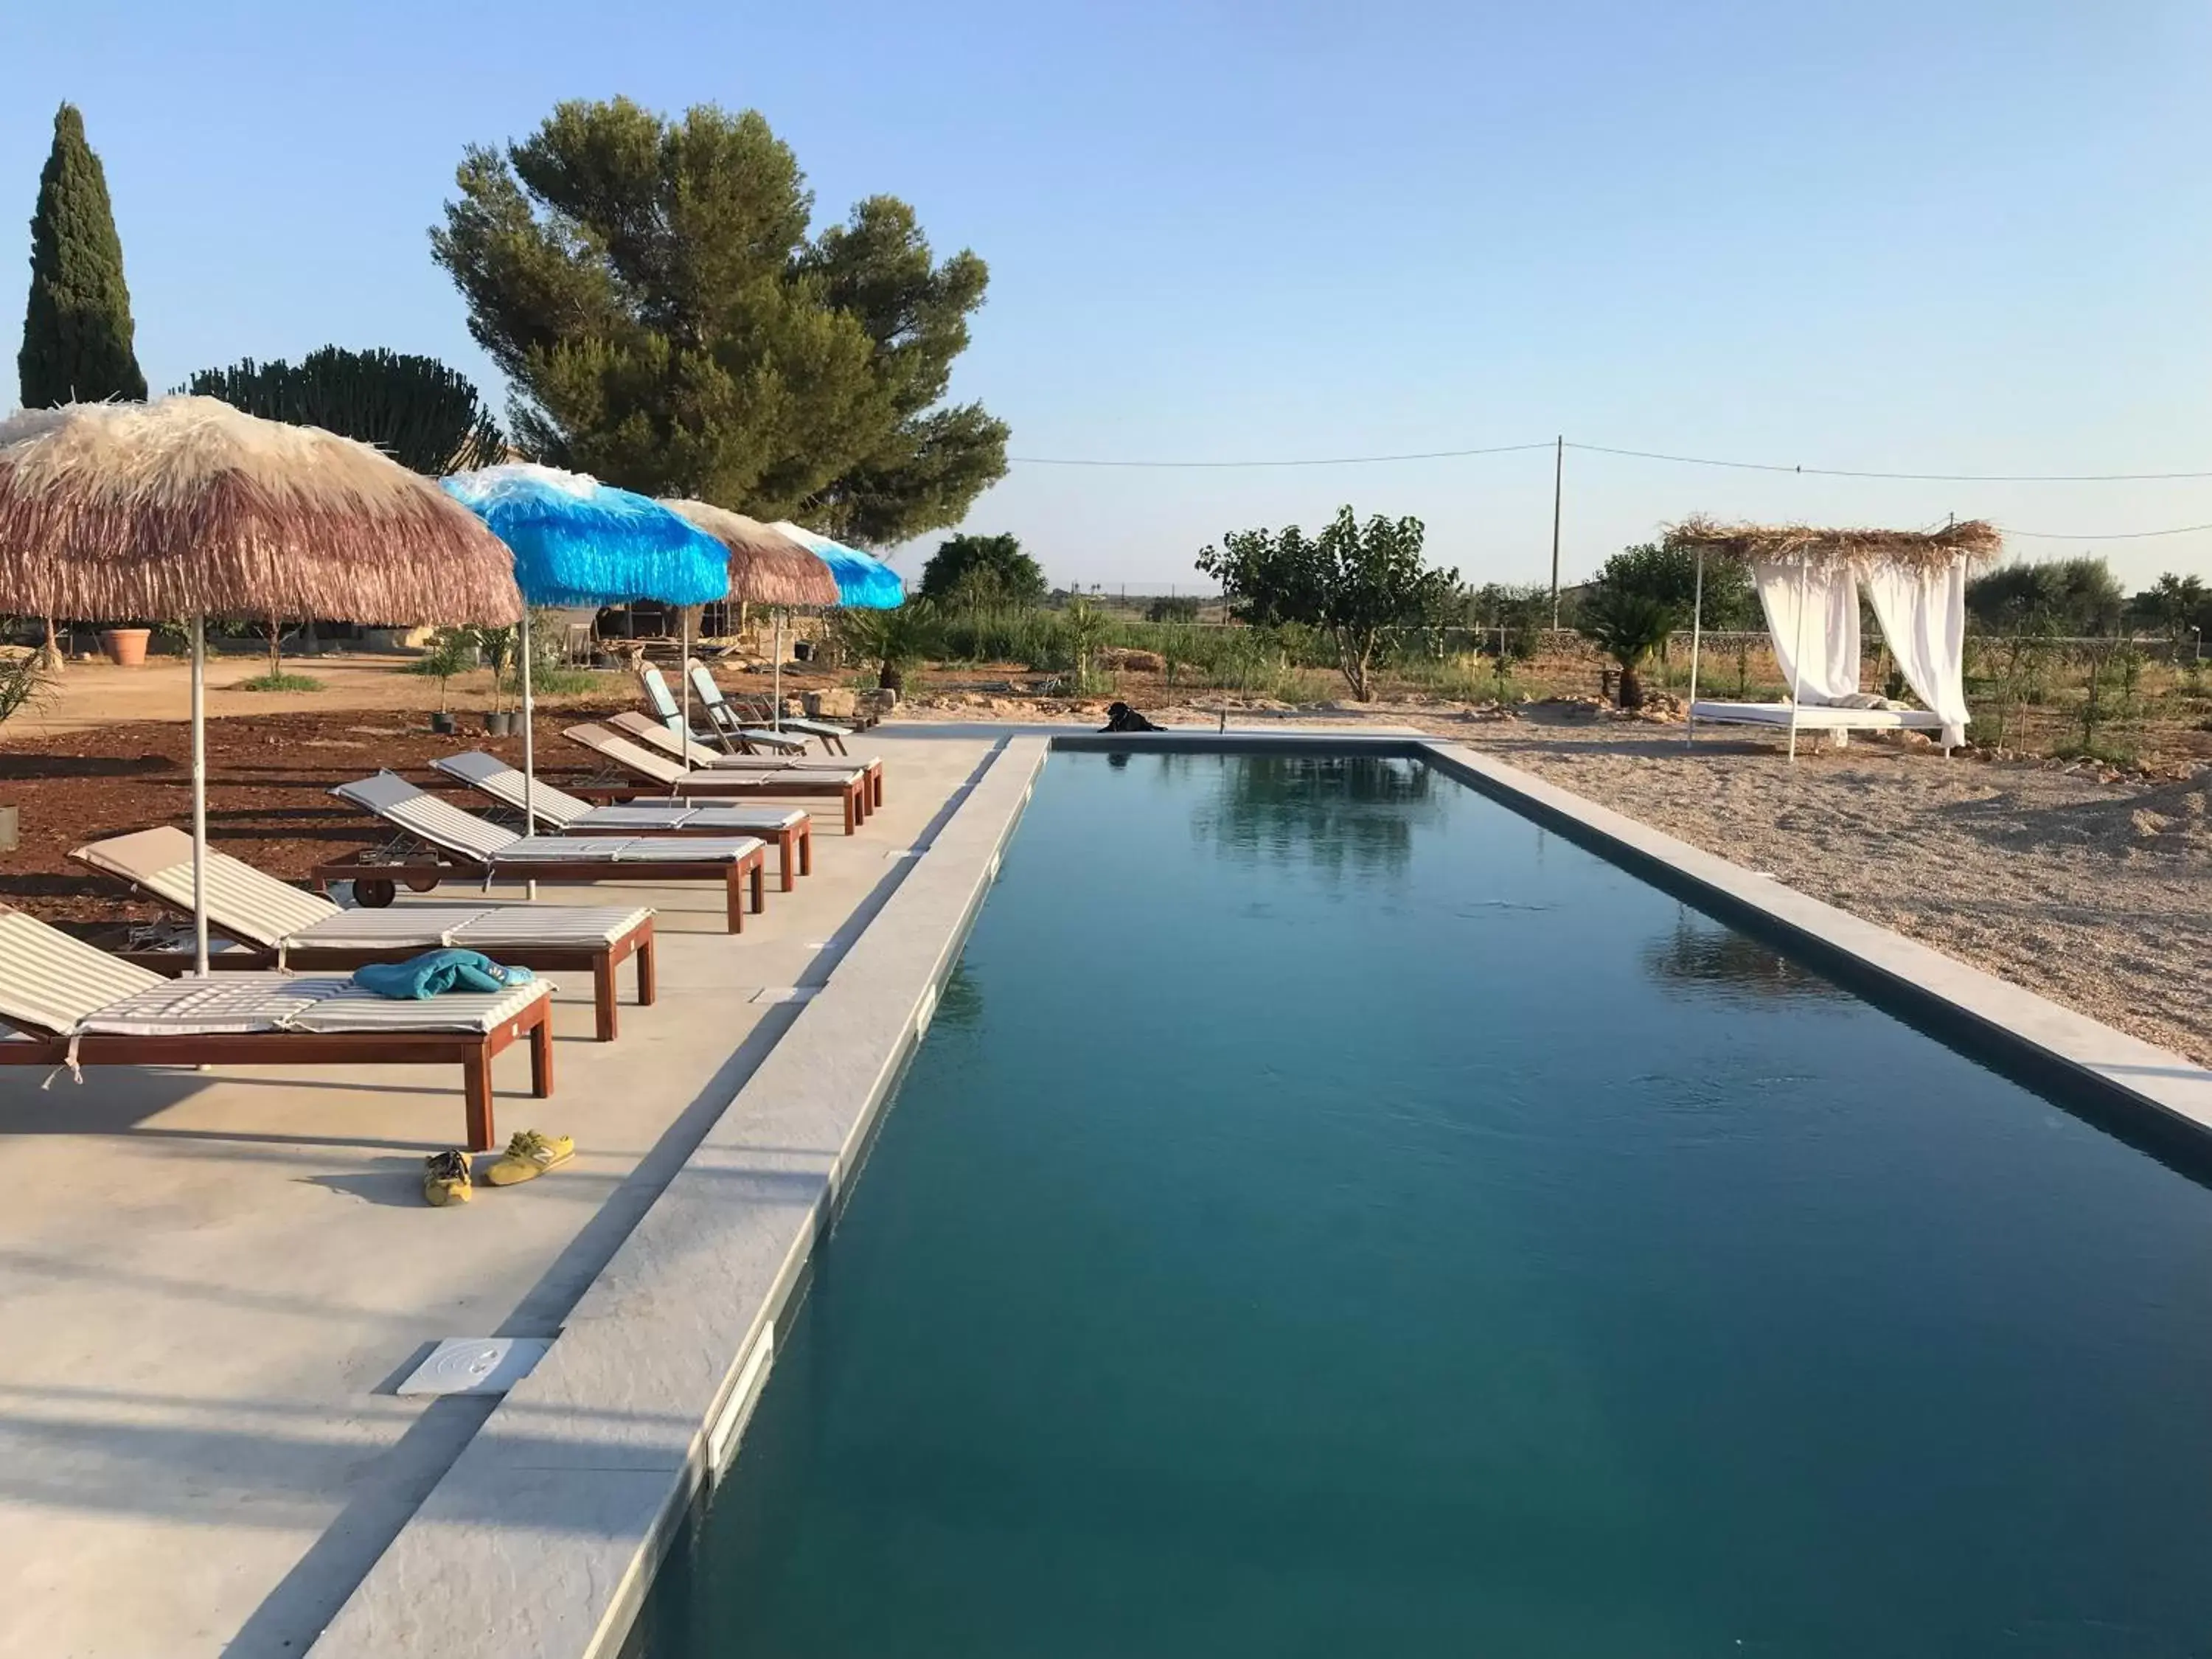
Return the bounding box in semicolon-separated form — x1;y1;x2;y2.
352;949;535;1001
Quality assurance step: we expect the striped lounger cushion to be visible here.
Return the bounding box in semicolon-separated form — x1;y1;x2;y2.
488;837;764;864
74;973;550;1037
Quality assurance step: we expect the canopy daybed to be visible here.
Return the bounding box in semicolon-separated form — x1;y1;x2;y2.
1666;516;2003;759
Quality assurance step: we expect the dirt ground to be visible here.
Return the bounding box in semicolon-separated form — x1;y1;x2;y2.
0;705;643;933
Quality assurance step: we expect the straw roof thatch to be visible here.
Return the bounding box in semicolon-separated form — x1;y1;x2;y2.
660;499;839;608
1663;515;2003;571
0;397;523;624
770;520;906;610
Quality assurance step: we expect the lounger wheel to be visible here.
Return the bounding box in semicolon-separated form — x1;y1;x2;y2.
403;872;441;892
354;877;397;908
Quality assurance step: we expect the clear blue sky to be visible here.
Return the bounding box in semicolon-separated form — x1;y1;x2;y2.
7;0;2209;591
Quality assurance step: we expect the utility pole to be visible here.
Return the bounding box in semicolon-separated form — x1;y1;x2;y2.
1548;435;1564;630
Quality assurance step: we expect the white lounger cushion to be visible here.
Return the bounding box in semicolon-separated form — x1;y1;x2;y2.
429;753;804;833
291;905;651;951
606;713;859;778
1691;700;1945;730
569;804;803;832
76;973;549;1037
335;773;756;866
0;910;166;1035
74;827;342;947
333;772;519;860
487;836;762;864
75;825;653;956
567;726;834;793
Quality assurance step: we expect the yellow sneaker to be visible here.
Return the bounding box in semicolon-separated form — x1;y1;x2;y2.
484;1130;574;1187
422;1149;473;1207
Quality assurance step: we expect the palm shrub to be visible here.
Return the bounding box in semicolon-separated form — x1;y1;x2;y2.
0;645;53;727
835;602;943;692
1576;587;1678;709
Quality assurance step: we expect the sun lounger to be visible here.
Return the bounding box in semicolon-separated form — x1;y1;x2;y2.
605;710;885;811
0;907;552;1150
685;659;855;754
71;826;655;1042
316;773;768;933
564;723;873;834
638;663;808;755
428;752;813;891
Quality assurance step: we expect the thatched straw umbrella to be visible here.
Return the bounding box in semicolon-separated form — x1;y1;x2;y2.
442;465;728;833
660;501;838;730
0;396;521;971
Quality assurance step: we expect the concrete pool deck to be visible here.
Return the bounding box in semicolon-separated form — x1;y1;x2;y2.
0;731;996;1659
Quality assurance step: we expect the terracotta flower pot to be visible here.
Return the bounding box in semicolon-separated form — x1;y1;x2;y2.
100;628;151;667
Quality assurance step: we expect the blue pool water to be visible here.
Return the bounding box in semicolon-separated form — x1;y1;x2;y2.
635;751;2212;1657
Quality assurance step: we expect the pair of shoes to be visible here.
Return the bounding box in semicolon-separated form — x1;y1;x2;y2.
420;1131;575;1206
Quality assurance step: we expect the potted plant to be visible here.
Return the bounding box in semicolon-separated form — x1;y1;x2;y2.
417;627;476;734
475;624;519;735
98;622;153;666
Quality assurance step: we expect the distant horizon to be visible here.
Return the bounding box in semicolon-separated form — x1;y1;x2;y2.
7;1;2208;593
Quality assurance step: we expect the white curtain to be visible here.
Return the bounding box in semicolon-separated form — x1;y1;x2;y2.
1752;559;1860;704
1860;558;1969;748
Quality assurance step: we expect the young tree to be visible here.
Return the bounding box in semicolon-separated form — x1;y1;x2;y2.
182;347;503;474
431;99;1007;543
1197;507;1456;700
918;532;1046;607
20;102;146;669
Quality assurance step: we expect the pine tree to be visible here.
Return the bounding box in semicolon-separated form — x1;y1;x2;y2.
19;102;147;408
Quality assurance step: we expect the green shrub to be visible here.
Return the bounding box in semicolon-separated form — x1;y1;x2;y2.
238;671;324;692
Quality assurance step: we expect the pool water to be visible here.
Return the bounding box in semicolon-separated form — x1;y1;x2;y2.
635;751;2212;1658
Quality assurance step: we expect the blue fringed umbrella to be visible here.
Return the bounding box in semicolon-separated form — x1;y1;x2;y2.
442;464;728;832
765;522;904;728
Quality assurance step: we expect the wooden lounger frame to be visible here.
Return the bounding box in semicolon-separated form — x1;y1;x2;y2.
310;846;768;936
0;998;554;1152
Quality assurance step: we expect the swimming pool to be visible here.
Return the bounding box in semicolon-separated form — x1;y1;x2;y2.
632;749;2212;1657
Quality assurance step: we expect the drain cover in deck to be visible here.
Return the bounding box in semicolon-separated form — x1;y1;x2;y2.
397;1337;553;1397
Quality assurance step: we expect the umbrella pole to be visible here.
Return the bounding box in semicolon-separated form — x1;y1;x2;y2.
190;613;209;975
521;609;538;900
773;611;783;732
681;608;692;741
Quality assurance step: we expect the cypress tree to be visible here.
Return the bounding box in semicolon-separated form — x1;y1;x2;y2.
19;102;147;407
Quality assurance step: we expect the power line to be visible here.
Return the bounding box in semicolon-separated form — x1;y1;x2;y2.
2006;521;2212;540
1564;442;2212;484
1006;434;2212;483
1003;440;1555;469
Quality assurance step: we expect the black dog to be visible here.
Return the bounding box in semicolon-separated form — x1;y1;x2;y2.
1100;701;1164;733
